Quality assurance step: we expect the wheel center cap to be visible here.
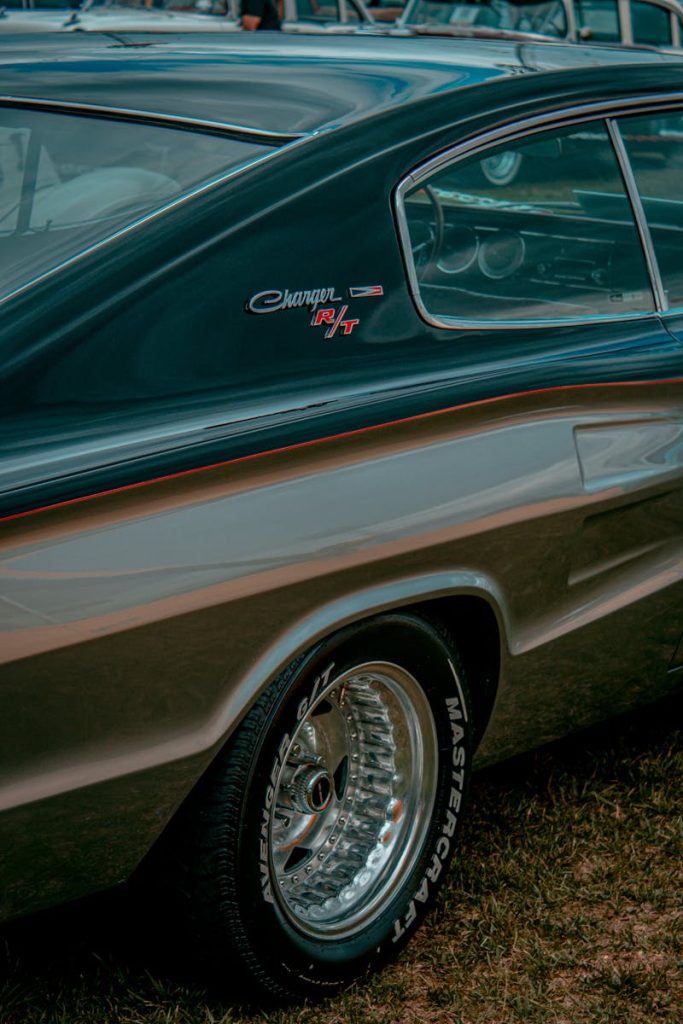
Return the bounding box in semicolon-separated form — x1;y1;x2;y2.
292;765;333;814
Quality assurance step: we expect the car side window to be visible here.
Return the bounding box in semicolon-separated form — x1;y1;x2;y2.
618;111;683;310
405;0;567;36
630;0;672;45
0;108;272;302
574;0;621;40
295;0;342;21
399;120;655;326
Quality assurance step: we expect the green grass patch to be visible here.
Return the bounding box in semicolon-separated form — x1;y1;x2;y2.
1;694;681;1024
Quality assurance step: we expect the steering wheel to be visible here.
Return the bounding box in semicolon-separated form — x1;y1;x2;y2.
405;184;445;280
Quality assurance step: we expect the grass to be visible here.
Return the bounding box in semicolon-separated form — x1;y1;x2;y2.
0;692;681;1024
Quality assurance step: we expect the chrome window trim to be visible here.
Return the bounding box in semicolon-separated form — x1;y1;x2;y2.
606;118;668;312
618;0;633;44
394;93;683;332
635;0;683;23
397;0;575;38
344;0;375;24
0;96;306;145
564;0;578;41
628;0;679;45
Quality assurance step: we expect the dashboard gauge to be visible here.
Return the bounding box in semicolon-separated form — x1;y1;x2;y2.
478;232;525;280
436;227;478;274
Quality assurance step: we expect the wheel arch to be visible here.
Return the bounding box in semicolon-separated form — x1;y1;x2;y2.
142;571;505;888
409;593;501;748
218;571;507;757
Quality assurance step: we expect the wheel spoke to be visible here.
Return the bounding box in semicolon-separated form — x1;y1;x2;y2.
268;662;438;939
332;754;348;799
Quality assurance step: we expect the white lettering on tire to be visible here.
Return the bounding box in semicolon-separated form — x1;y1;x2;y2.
259;663;335;904
391;687;468;943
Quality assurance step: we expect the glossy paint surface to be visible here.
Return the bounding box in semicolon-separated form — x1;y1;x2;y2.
0;33;676;134
0;35;682;923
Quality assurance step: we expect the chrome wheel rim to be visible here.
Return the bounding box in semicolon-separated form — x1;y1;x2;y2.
269;661;438;939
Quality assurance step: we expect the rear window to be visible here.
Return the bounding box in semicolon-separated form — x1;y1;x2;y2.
0;108;272;301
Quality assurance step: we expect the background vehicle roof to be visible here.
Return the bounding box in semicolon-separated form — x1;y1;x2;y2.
0;32;680;136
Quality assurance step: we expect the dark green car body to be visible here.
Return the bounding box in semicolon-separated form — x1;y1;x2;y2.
0;33;682;926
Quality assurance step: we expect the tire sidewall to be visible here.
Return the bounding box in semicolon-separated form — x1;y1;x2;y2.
235;614;472;996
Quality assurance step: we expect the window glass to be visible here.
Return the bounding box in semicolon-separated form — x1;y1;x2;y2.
0;109;272;301
619;112;683;310
631;0;672;44
401;121;654;324
404;0;567;37
294;0;341;21
574;0;620;40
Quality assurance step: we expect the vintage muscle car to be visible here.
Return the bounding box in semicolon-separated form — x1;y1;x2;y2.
0;32;682;1000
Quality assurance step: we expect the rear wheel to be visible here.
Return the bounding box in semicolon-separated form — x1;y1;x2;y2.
175;613;473;1000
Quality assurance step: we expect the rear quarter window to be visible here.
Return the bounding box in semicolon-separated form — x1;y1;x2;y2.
0;108;272;301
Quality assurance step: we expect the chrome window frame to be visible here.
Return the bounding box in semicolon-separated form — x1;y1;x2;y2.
397;0;575;39
614;107;683;314
627;0;679;45
606;119;668;310
344;0;375;24
283;0;373;24
571;0;622;43
394;95;683;331
618;0;632;44
0;96;304;146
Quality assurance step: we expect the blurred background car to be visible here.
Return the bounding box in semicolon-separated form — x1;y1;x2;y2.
0;0;375;32
391;0;683;49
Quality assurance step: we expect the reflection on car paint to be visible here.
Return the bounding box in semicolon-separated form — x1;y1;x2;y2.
0;35;680;985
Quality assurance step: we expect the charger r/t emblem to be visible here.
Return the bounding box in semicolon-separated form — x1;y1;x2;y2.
311;305;360;339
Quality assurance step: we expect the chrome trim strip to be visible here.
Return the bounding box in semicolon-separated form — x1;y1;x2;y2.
564;0;578;42
640;0;683;19
606;118;668;313
0;134;312;309
399;94;683;189
618;0;633;46
394;93;683;332
0;96;306;145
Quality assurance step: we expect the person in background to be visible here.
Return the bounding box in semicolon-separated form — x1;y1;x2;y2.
242;0;282;29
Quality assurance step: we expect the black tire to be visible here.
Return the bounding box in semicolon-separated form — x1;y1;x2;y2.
173;613;473;1001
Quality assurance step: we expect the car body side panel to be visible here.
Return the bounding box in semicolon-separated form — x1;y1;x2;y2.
1;381;682;920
